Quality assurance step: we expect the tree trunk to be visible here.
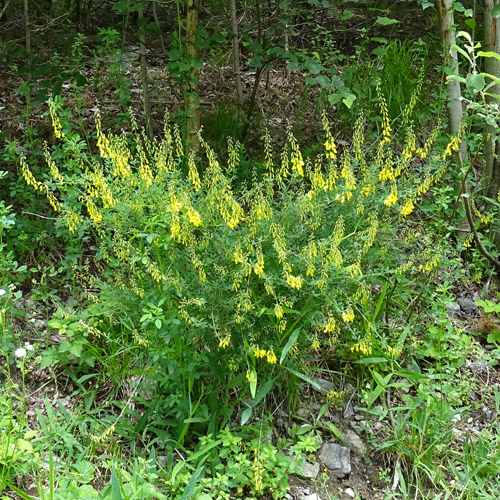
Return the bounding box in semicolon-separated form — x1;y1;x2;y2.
139;8;153;139
435;0;464;140
23;0;30;53
185;0;200;153
152;0;165;53
230;0;243;106
484;0;500;200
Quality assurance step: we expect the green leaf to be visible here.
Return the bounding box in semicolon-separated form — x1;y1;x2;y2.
466;72;485;92
180;466;205;500
354;357;388;364
478;51;500;61
447;75;466;83
342;93;356;109
111;465;122;500
280;328;300;364
421;1;433;9
376;17;398;26
340;9;354;20
249;369;257;398
241;407;252;426
492;4;500;17
328;93;343;106
323;421;344;441
451;44;472;63
252;377;275;407
304;58;324;75
284;367;323;391
465;19;476;30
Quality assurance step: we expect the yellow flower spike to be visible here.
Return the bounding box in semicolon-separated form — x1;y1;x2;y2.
400;199;415;217
218;335;231;349
187;208;203;227
266;349;277;364
342;306;355;323
48;98;64;139
187;152;201;191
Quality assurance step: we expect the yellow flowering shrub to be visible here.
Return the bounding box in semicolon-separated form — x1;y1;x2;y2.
20;96;460;399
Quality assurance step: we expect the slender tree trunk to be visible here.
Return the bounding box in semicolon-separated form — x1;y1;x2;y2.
230;0;243;106
484;0;500;199
185;0;200;153
152;0;165;53
436;0;464;141
139;8;153;139
23;0;30;53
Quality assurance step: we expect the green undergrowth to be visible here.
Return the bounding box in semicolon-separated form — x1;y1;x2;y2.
1;87;500;499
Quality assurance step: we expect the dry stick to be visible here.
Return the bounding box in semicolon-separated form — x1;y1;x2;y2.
454;148;500;270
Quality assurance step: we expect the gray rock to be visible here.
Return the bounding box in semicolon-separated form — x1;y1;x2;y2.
343;401;354;419
458;298;477;313
345;488;356;498
296;460;320;479
29;318;47;331
446;302;461;319
343;429;367;456
468;359;488;374
304;494;321;500
312;378;335;394
319;443;351;477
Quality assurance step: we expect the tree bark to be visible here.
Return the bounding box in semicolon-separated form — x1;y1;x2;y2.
435;0;464;140
484;0;500;200
139;8;153;140
23;0;30;54
230;0;243;106
185;0;200;154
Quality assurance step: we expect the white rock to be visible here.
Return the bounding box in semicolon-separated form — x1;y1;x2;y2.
345;488;356;498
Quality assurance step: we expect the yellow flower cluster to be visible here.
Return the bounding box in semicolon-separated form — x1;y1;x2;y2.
326;390;345;406
218;334;231;349
253;449;264;491
322;111;338;162
351;335;373;356
378;86;392;146
286;273;304;290
252;345;277;364
49;98;64;139
342;306;355;323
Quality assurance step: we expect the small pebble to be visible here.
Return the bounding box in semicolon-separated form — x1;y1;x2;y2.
345;488;356;498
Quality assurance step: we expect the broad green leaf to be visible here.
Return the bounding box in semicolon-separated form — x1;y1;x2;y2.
252;377;275;407
478;50;500;61
180;466;205;500
111;465;122;500
465;19;476;30
241;407;252;426
280;328;300;364
492;4;500;17
323;421;344;441
249;369;257;398
447;75;466;83
328;93;343;106
340;9;354;20
376;17;398;26
284;367;323;391
304;58;324;75
451;44;472;63
354;357;388;364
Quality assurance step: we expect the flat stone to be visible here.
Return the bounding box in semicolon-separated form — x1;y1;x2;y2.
296;460;320;479
458;297;477;313
343;429;367;457
312;378;335;394
319;442;351;477
469;359;488;374
304;494;321;500
343;401;354;419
